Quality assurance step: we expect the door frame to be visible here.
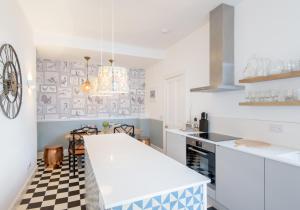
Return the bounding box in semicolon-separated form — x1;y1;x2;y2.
162;72;186;153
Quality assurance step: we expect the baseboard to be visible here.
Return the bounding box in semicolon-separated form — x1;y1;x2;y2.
150;144;163;153
9;162;37;210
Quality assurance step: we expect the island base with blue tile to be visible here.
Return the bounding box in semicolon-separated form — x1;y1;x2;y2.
86;155;207;210
109;185;205;210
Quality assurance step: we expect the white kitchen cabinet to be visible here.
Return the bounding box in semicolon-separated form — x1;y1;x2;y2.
265;159;300;210
166;131;186;165
216;146;265;210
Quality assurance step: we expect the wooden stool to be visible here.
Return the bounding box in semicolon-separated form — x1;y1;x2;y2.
137;136;151;146
44;145;63;169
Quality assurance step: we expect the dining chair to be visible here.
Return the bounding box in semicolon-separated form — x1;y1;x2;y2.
113;124;135;137
68;126;98;176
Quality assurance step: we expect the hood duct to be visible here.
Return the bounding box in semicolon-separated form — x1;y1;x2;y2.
191;4;244;92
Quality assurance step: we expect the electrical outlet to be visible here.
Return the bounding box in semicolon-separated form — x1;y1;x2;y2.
269;124;283;133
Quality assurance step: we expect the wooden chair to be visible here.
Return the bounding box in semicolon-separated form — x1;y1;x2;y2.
68;126;98;176
113;124;135;137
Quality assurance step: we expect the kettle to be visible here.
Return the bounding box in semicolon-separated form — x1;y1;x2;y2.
199;112;208;132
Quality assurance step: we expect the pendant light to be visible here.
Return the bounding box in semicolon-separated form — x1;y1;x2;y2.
96;0;129;95
81;56;92;93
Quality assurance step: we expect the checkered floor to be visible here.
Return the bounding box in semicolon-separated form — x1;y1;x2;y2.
17;156;86;210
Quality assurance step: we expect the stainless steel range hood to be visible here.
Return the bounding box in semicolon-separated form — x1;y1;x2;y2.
191;4;244;92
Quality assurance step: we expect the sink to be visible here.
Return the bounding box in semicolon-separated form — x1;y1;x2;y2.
278;151;300;162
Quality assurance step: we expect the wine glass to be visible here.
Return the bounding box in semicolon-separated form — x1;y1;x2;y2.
243;55;259;78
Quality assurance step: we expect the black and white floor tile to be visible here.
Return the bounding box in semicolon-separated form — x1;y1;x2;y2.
17;156;86;210
17;155;216;210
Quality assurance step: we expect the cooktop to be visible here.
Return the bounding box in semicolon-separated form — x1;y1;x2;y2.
188;132;240;142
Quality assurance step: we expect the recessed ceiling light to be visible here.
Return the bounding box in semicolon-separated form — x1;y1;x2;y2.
161;28;169;34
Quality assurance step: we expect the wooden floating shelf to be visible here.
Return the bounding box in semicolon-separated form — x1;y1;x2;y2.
239;101;300;106
239;71;300;83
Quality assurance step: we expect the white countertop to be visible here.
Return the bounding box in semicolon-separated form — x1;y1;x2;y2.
84;133;210;208
165;128;202;136
166;129;300;168
218;140;300;167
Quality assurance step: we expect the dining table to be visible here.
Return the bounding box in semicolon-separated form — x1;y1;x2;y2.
64;127;142;168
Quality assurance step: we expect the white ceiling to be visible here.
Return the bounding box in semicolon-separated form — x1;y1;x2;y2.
19;0;242;68
19;0;242;49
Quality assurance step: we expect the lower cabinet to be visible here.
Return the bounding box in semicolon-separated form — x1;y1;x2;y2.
216;146;265;210
265;159;300;210
166;131;186;165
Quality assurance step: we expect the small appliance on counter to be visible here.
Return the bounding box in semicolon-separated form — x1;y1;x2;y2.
199;112;208;132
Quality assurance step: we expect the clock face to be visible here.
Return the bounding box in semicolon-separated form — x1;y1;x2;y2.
0;44;22;119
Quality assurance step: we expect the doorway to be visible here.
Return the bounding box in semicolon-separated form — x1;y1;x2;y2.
163;73;186;152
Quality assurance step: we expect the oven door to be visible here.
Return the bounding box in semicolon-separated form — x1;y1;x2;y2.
186;144;216;186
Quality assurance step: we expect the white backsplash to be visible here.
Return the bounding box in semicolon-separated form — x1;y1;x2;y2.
209;116;300;150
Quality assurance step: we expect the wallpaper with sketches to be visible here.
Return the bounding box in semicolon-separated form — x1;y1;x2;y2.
36;58;145;121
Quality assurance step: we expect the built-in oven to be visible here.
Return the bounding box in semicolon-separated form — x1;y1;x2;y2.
186;137;216;189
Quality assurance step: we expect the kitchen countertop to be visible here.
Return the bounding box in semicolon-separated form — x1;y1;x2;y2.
84;133;210;209
165;128;202;135
218;140;300;167
166;129;300;168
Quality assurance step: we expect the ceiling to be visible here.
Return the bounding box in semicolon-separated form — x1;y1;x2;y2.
19;0;242;68
19;0;242;50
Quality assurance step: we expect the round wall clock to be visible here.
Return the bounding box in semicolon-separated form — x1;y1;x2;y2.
0;44;22;119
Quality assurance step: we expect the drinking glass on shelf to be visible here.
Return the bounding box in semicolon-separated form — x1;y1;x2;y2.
245;91;251;102
255;58;270;76
243;55;260;78
264;90;272;102
271;90;279;102
294;89;300;101
250;91;256;102
252;91;257;102
256;58;264;76
283;61;294;73
296;60;300;71
283;89;294;101
262;58;271;76
277;90;284;102
255;91;262;102
270;60;284;75
290;60;299;72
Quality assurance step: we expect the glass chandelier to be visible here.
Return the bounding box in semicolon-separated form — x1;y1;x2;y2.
96;59;129;94
95;0;129;95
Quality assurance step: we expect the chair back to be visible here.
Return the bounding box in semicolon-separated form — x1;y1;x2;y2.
69;126;98;150
114;124;135;137
71;126;98;136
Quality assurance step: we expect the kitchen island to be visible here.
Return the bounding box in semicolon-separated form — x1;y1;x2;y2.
84;133;210;210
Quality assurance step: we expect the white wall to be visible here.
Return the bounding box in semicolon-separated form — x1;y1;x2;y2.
146;0;300;149
145;23;210;120
0;0;37;209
